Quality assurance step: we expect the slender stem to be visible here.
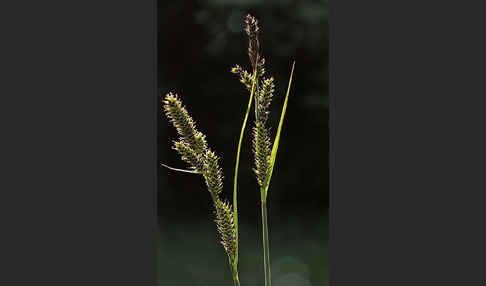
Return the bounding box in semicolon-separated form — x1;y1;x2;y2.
233;67;259;267
261;195;271;286
226;258;241;286
232;265;241;286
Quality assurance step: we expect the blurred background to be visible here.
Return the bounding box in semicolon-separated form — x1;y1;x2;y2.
158;0;328;285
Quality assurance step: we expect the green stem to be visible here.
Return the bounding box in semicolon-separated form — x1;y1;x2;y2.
232;265;241;286
254;78;259;122
233;66;259;267
225;259;241;286
261;195;271;286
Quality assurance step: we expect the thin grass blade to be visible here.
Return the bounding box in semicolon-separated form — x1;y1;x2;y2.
160;163;202;174
233;67;259;266
263;61;295;201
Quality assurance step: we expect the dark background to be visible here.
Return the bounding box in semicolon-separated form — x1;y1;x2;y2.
158;1;329;285
6;1;486;286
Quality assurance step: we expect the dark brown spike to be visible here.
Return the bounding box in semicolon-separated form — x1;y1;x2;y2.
245;14;260;71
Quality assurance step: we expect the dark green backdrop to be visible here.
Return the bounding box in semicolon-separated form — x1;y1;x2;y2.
158;1;329;285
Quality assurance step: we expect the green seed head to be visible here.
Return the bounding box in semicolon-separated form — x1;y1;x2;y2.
258;77;275;123
172;140;205;172
214;199;237;264
231;65;254;91
203;150;224;197
252;121;271;187
163;93;207;154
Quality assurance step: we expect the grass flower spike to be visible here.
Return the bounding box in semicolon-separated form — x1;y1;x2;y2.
258;77;275;123
162;13;295;286
231;65;254;91
172;140;205;172
162;93;240;286
215;199;237;264
245;14;260;71
252;121;271;187
203;149;224;198
231;14;295;286
163;93;208;154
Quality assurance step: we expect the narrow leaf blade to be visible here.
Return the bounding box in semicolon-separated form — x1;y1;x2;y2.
263;61;295;200
233;66;258;266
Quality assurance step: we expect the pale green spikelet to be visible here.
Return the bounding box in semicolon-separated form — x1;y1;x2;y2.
257;58;266;78
231;65;254;91
203;150;224;197
194;131;208;156
252;121;271;187
172;140;205;172
258;77;275;123
163;93;207;154
214;199;237;264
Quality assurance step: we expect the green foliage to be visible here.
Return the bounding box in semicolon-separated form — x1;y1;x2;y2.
230;14;296;286
162;13;296;286
232;63;258;272
263;62;295;200
159;1;329;220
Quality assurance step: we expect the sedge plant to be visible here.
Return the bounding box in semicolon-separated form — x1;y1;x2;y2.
161;14;295;286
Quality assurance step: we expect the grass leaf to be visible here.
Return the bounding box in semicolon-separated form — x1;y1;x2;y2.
233;66;258;267
160;163;202;174
263;61;295;201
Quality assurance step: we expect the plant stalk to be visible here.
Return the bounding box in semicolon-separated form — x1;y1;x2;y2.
232;265;241;286
233;66;259;268
261;194;271;286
